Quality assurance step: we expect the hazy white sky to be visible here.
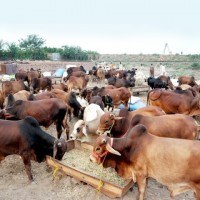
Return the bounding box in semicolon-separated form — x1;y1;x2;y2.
1;0;200;54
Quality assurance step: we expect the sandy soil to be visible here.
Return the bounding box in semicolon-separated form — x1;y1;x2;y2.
0;61;196;200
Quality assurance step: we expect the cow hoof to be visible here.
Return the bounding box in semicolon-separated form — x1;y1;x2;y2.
31;180;37;184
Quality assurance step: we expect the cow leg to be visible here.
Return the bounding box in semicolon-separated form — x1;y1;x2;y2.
21;156;33;181
62;117;70;140
65;124;70;140
56;122;63;139
136;175;147;200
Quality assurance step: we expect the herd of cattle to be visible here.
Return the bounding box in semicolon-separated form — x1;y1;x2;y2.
1;64;200;200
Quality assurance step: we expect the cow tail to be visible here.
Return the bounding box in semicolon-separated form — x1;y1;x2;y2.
128;94;131;111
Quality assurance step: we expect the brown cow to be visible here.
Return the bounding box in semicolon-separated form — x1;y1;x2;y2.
127;113;198;139
52;82;68;92
90;125;200;200
91;86;131;108
27;69;41;85
2;80;30;97
147;88;200;116
4;94;69;139
96;106;165;137
15;70;29;83
30;77;52;93
66;76;89;92
66;65;86;74
96;67;105;85
63;71;86;82
27;91;56;101
178;75;197;86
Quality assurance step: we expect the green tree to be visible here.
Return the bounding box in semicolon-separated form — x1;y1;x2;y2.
6;42;20;60
0;40;5;59
0;40;4;50
18;35;46;59
19;34;45;50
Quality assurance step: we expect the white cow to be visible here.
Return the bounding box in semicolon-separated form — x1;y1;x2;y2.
70;104;105;142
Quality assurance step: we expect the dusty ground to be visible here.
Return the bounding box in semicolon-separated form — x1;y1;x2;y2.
0;61;196;200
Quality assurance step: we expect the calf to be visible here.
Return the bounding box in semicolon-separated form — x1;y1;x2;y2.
0;116;67;181
90;124;200;200
70;104;105;141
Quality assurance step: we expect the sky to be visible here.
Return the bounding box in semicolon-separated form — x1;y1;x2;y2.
1;0;200;54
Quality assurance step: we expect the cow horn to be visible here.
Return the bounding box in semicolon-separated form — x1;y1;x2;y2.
106;143;121;156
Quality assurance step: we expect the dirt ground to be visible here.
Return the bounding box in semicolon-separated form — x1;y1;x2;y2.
0;61;196;200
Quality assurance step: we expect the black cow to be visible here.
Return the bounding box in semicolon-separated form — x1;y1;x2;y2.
68;91;84;119
102;95;114;111
147;76;174;90
0;116;67;180
107;76;135;88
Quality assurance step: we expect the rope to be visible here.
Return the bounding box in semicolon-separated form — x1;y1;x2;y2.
95;148;109;193
49;157;61;183
98;121;115;136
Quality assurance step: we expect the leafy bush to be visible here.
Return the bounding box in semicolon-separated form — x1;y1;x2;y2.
191;62;200;69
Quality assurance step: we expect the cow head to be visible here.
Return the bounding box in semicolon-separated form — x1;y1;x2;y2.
90;134;121;164
96;112;123;135
70;120;88;140
53;138;67;160
80;65;86;73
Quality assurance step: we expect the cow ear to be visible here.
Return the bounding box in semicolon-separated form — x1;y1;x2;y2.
82;125;88;136
109;113;115;120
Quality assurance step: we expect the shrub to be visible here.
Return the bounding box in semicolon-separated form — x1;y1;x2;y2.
191;62;200;69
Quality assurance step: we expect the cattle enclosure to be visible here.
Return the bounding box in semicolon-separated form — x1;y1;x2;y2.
0;60;198;200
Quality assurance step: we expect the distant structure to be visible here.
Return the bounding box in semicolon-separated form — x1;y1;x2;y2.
163;43;172;55
47;53;61;61
160;43;172;62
